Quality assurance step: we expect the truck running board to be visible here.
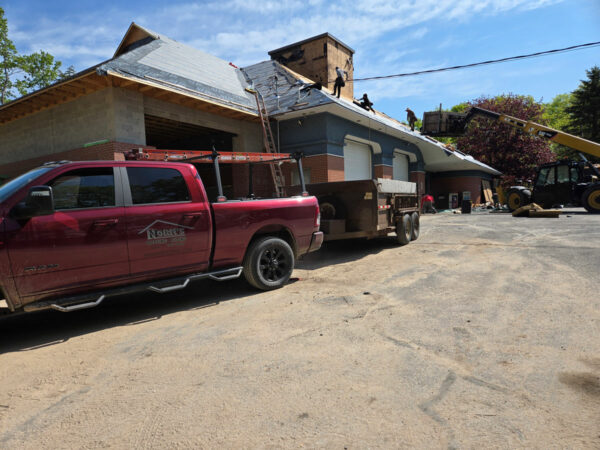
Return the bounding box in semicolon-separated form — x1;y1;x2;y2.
23;267;244;313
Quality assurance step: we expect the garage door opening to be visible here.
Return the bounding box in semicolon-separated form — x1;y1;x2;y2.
144;114;235;151
393;152;409;181
343;140;372;181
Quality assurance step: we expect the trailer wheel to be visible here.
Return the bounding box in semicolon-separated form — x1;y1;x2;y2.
318;196;346;220
582;184;600;214
395;214;412;246
243;236;294;290
410;212;420;241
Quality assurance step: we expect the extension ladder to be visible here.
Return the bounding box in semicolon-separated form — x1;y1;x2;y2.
246;88;285;197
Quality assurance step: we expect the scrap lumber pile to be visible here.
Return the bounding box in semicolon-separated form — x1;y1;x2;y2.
511;203;561;218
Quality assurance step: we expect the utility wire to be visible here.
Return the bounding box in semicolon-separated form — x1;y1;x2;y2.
346;41;600;82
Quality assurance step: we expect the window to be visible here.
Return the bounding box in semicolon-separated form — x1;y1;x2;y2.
49;168;115;210
570;167;579;182
127;167;190;204
557;165;570;183
536;168;549;186
545;167;556;185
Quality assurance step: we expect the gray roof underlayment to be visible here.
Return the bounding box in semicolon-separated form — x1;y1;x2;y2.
242;60;500;176
95;23;498;175
98;24;257;115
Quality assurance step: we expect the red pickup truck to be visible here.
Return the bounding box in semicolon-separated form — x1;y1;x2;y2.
0;159;322;314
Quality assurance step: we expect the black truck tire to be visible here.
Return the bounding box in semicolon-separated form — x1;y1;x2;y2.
395;214;412;246
582;184;600;214
318;196;347;220
506;188;531;211
410;212;420;241
243;236;294;290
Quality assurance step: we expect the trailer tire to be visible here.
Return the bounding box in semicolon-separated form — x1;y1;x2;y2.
318;196;346;220
243;236;294;290
395;214;412;246
410;212;420;241
582;184;600;214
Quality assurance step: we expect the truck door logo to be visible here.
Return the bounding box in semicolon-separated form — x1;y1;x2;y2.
138;220;194;246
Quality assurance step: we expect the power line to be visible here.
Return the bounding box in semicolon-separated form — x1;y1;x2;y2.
348;41;600;82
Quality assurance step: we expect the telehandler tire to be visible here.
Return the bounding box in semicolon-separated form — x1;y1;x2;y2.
506;188;531;211
582;184;600;214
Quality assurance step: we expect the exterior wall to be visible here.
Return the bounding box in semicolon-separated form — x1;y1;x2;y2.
0;88;114;165
430;171;494;207
143;97;262;152
410;171;426;200
374;165;393;179
113;88;146;144
278;113;423;183
0;141;139;179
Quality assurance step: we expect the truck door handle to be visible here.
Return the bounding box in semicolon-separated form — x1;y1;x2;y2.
183;213;204;219
93;218;119;227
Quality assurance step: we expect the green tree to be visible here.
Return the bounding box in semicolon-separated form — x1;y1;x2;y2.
455;94;555;187
0;7;66;104
565;66;600;161
543;93;573;159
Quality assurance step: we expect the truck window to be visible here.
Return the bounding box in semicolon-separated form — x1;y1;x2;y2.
49;168;115;210
556;165;570;183
127;167;190;204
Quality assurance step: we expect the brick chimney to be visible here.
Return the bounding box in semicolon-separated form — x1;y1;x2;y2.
269;33;354;100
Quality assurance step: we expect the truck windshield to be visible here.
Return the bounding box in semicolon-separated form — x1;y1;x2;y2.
0;167;53;204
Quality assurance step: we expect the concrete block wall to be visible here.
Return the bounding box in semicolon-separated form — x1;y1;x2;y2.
113;88;146;144
0;89;114;165
0;141;139;179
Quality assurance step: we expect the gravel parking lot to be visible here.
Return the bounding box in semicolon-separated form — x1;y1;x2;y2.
1;209;599;448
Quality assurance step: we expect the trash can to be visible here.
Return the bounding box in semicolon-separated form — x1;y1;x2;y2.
461;200;472;214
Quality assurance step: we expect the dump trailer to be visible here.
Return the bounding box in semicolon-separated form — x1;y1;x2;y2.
421;107;600;213
290;179;420;245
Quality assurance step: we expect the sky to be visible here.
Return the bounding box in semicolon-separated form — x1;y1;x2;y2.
3;0;599;122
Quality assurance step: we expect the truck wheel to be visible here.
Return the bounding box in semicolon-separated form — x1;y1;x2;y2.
395;214;412;246
318;196;346;220
582;184;600;214
243;236;294;290
507;188;531;211
410;212;420;241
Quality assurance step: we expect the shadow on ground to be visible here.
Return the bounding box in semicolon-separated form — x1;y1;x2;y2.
297;237;397;270
0;238;398;353
0;278;255;354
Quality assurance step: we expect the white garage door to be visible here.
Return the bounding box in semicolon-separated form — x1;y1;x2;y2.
393;152;409;181
344;140;372;181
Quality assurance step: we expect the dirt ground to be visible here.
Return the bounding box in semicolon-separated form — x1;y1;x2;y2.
1;209;599;449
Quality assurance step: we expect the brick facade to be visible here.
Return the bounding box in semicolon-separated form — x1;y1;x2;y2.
430;176;483;208
374;165;393;179
0;141;143;179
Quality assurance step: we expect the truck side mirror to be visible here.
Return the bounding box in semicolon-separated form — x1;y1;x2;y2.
12;186;55;219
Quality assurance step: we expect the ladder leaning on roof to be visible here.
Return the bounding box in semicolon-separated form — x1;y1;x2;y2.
246;87;285;197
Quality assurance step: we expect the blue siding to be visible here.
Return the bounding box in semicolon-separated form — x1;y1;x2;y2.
278;112;424;167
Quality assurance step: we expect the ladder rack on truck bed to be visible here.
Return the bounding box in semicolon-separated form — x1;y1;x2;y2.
124;148;294;163
123;148;308;202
